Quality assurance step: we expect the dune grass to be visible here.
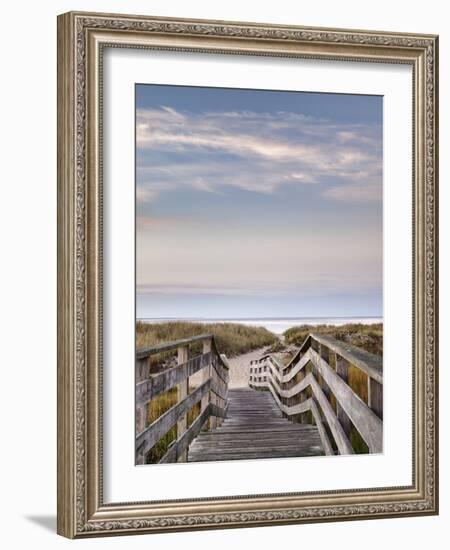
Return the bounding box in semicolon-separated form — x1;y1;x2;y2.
145;387;201;464
137;320;278;358
284;323;383;356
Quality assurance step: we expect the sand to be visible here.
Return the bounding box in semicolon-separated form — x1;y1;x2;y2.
227;346;270;388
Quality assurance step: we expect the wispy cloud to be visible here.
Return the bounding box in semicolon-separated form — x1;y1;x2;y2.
136;188;159;203
137;214;199;229
322;181;382;203
136;107;382;203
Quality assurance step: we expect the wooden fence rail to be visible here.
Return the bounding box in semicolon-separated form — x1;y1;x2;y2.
249;333;383;455
136;333;229;464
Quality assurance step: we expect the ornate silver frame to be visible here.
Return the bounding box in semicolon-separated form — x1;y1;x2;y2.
57;11;439;538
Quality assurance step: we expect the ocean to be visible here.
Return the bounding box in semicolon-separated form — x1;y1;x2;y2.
138;317;382;335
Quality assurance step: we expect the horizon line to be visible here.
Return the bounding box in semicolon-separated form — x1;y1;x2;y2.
137;315;383;321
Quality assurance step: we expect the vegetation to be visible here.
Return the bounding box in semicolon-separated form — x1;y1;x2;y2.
283;323;383;356
266;340;288;354
145;387;201;464
137;320;278;357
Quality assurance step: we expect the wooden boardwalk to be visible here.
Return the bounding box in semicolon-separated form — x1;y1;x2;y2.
136;333;383;464
188;388;325;462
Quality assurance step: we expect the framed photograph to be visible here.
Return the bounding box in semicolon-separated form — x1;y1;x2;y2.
57;11;439;538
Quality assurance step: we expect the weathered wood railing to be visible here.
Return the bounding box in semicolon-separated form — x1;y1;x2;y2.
249;333;383;456
136;334;229;464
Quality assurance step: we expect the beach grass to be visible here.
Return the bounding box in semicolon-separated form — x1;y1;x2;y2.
145;387;201;463
137;320;278;358
284;322;383;356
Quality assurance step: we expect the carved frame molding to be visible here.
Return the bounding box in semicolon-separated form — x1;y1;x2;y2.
57;11;438;538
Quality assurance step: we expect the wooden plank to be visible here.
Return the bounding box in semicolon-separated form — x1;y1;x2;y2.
209;402;228;419
135;356;151;383
159;406;210;463
176;346;189;462
199;438;319;443
191;446;322;454
212;427;314;434
272;353;311;384
187;388;325;463
281;335;312;372
137;333;229;370
281;332;383;386
200;339;212;420
308;377;353;455
135;379;211;457
310;349;383;452
210;375;228;400
189;449;324;461
311;333;383;384
256;369;353;455
335;354;352;437
136;352;212;405
256;361;309;398
210;339;230;371
136;333;213;359
211;355;229;385
309;399;334;456
368;377;383;419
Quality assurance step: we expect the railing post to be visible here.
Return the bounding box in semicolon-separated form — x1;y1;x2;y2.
368;377;383;419
318;344;332;403
220;353;229;427
135;357;151;464
319;343;330;364
335;354;352;437
201;338;212;427
210;355;218;430
176;345;189;462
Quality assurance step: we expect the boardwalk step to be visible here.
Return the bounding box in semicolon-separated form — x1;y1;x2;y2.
188;388;324;462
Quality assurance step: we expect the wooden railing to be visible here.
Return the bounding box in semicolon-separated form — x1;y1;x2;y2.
136;334;229;464
249;333;383;455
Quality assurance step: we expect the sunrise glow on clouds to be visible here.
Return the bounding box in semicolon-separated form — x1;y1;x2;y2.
136;85;383;319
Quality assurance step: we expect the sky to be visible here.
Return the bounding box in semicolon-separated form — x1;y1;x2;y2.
136;84;383;319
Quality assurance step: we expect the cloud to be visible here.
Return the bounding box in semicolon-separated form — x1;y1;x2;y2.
137;215;199;229
136;106;382;203
136;277;381;298
136;188;159;203
322;181;382;202
289;173;317;184
137;224;382;298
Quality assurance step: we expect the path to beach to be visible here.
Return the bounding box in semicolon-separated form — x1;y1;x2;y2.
227;346;270;388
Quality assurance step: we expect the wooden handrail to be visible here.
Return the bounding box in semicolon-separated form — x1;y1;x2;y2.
136;333;229;370
251;364;353;455
310;333;382;383
136;352;212;405
136;380;211;456
249;333;383;455
135;333;229;464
